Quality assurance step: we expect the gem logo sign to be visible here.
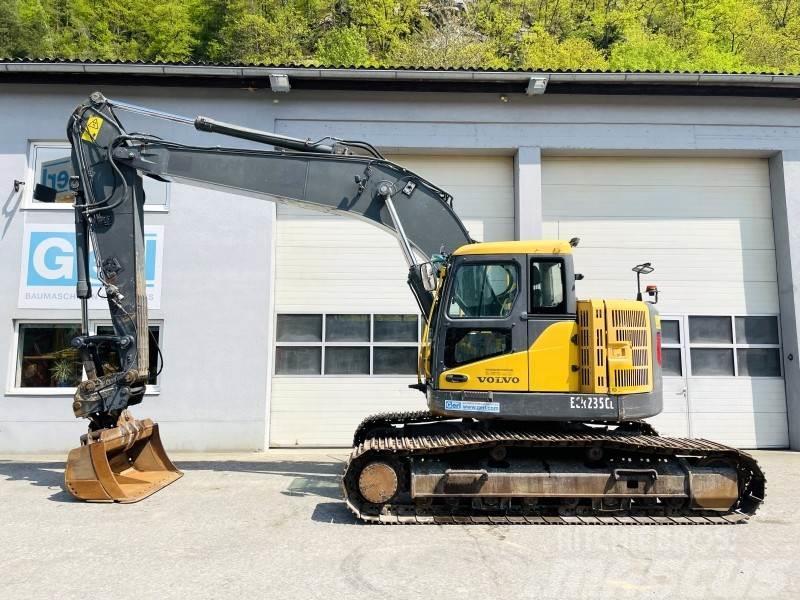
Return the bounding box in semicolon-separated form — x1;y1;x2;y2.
19;224;163;309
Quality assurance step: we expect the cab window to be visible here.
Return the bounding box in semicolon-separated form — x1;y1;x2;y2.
447;263;518;319
530;259;565;314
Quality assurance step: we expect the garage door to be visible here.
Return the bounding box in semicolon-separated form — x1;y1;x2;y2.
270;155;514;446
543;157;788;448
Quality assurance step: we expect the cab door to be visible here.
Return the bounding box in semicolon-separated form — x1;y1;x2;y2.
526;255;580;392
435;254;529;391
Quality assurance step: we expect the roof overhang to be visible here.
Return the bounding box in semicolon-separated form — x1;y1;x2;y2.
2;61;800;97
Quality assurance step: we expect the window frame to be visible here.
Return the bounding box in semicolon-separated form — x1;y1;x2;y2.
9;319;82;395
273;312;421;377
23;141;170;212
7;319;164;395
685;314;783;379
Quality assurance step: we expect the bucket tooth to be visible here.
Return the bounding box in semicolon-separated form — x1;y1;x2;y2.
64;411;182;503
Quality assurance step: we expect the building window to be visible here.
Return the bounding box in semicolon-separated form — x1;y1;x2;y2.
691;348;734;376
660;318;683;377
27;142;169;209
734;316;781;377
13;321;163;391
374;314;417;342
16;323;82;388
687;315;781;377
274;314;419;376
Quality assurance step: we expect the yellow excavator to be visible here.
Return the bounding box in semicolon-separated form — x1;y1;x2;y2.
52;93;764;523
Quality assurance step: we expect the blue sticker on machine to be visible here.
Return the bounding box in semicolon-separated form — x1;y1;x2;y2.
445;400;501;413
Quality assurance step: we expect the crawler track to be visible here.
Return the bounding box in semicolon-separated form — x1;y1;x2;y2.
342;412;765;525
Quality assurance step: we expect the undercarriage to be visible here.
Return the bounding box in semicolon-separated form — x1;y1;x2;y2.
341;412;765;525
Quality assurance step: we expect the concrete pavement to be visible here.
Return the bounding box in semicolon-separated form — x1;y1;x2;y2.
0;449;797;600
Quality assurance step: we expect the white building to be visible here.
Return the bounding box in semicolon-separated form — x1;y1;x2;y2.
1;61;799;452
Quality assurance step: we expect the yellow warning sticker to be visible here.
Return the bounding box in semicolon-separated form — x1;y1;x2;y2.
81;116;104;142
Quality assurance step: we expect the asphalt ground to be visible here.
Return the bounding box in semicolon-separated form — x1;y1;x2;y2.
0;449;797;600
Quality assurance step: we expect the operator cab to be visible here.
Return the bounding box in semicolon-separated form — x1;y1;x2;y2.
422;240;662;422
427;240;577;392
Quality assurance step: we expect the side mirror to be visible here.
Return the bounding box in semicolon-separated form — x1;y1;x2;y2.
420;262;437;292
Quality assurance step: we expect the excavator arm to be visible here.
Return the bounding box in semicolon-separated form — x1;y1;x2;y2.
65;92;472;428
59;92;473;502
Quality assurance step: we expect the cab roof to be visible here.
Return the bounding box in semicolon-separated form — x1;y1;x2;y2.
452;240;574;256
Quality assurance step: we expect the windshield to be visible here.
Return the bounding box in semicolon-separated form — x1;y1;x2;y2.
447;262;518;319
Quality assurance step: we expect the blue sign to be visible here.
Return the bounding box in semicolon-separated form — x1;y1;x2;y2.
19;224;163;309
26;231;157;288
444;399;501;413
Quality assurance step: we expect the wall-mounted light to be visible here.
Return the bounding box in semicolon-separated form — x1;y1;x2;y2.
499;95;509;103
526;76;549;95
269;73;291;93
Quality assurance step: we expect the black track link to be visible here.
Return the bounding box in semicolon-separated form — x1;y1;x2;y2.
352;411;659;447
352;410;450;446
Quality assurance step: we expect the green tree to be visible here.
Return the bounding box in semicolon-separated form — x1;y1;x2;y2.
4;0;54;57
0;2;22;57
3;0;800;74
520;26;608;71
609;27;688;71
138;1;198;61
346;0;424;57
209;0;308;64
314;26;372;66
389;20;508;68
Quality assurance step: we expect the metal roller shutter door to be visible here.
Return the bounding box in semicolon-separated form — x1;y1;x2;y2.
542;156;788;448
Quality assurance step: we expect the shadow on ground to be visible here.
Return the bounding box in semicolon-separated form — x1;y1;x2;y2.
177;459;346;500
311;501;359;524
0;458;349;506
0;460;76;503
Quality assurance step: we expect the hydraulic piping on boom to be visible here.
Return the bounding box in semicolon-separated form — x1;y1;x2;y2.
59;92;764;524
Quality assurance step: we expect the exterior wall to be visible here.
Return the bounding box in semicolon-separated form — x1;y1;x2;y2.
0;82;799;449
769;152;800;449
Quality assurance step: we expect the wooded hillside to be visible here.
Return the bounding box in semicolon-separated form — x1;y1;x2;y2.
2;1;800;73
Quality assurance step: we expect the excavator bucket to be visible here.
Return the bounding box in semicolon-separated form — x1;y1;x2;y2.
64;411;182;503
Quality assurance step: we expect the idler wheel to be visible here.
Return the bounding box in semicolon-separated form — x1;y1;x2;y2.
358;461;399;504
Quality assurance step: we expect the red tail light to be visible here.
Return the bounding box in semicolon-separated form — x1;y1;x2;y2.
656;331;663;366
